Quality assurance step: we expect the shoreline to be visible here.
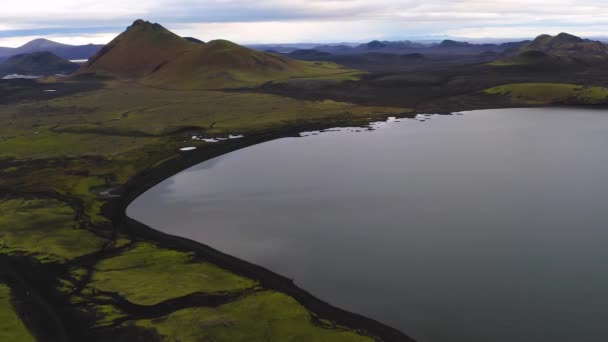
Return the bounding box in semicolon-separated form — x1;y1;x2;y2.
103;121;419;342
100;104;606;341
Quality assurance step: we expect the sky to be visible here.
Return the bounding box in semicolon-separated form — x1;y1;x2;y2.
2;0;608;47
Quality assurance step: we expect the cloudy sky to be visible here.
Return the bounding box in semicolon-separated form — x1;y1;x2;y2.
2;0;608;46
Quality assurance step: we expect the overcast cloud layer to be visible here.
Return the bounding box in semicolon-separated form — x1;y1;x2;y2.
2;0;608;46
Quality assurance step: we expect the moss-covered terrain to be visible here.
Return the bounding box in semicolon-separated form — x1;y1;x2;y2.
0;284;35;341
131;292;372;342
0;77;413;341
484;83;608;105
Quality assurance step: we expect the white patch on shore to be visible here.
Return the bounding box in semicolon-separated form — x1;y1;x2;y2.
179;147;197;151
301;114;436;137
416;114;434;122
2;74;42;80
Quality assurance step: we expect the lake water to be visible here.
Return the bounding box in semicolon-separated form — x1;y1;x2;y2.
128;108;608;342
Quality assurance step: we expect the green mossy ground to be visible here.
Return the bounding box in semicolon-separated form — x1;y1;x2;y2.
484;83;608;105
90;243;256;305
0;78;408;341
0;284;35;342
131;291;371;342
0;81;406;159
0;197;104;262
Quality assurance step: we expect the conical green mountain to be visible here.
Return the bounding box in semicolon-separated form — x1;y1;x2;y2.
80;20;345;89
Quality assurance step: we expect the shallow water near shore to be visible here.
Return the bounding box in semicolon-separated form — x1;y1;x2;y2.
128;108;608;342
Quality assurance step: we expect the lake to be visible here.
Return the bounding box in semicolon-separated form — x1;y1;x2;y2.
128;108;608;342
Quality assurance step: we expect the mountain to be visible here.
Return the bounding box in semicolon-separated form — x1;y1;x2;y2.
0;38;103;60
362;40;387;49
496;33;608;65
0;51;79;76
435;40;472;48
17;38;67;53
512;33;608;59
82;20;197;79
79;19;345;89
355;40;427;51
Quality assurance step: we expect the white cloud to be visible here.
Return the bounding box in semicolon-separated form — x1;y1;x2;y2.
0;33;117;48
447;26;608;39
2;0;608;44
174;21;429;44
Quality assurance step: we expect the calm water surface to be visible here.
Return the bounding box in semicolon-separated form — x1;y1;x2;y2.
128;108;608;342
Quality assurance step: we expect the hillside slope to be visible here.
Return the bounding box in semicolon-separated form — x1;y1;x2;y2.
80;20;350;89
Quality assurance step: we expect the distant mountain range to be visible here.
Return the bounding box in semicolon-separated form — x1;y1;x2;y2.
262;35;608;57
328;39;531;55
0;39;103;61
0;51;79;77
253;39;530;56
2;28;606;81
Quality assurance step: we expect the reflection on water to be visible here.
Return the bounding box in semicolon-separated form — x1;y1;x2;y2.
129;108;608;342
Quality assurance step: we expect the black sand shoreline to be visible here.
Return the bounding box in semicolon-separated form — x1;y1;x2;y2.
103;121;419;342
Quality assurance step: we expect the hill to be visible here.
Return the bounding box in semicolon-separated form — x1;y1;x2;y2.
0;51;79;77
80;20;350;89
503;33;608;64
0;38;103;60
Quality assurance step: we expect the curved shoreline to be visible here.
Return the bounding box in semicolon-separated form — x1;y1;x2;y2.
102;122;417;342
